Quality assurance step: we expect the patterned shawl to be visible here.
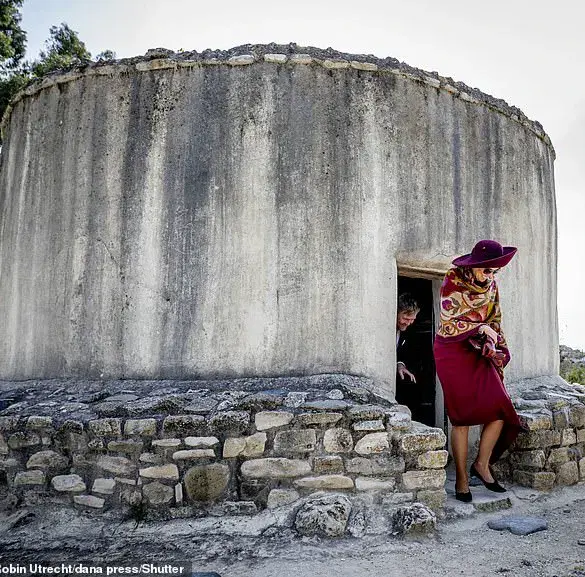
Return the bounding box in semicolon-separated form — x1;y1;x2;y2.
436;267;510;376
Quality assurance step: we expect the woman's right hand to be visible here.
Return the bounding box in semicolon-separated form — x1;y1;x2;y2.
479;324;499;343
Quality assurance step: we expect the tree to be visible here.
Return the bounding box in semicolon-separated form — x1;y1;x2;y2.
0;16;115;128
30;23;92;77
0;0;26;75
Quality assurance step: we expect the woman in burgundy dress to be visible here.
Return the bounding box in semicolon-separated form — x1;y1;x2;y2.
433;239;523;503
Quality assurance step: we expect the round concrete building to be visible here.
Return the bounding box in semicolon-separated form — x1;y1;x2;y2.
0;45;557;415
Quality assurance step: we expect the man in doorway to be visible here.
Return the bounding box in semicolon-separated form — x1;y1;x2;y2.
396;292;420;385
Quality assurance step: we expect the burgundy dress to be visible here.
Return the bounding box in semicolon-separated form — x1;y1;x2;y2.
433;267;522;463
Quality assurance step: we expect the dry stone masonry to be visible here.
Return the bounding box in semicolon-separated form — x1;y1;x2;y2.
0;375;447;535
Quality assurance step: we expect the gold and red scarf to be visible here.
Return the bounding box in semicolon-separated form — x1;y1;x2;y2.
436;267;510;375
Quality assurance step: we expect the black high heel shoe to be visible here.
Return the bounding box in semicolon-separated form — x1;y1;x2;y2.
470;463;507;493
455;491;472;503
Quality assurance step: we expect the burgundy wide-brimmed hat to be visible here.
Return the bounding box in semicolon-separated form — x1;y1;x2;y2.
452;239;517;268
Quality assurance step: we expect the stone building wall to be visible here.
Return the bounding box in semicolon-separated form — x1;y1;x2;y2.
0;376;447;529
0;44;558;398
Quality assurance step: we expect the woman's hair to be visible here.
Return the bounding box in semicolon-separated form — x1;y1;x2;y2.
397;292;420;315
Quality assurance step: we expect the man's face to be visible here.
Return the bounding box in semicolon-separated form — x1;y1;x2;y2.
397;310;418;331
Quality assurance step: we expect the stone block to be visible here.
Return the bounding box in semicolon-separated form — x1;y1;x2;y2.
289;54;313;65
255;411;294;430
175;483;183;506
350;61;378;71
353;420;385;432
162;415;206;437
143;481;174;505
417;450;448;469
0;434;8;455
172;449;215;460
107;440;144;454
267;489;299;509
513;430;561;449
546;447;570;469
92;478;116;495
14;470;46;486
345;455;405;476
517;411;553;431
313;456;344;474
579;457;585;480
283;392;308;408
294;475;354;489
223;433;266;458
401;469;446;491
392;503;436;536
322;59;350;69
296;412;343;426
399;426;446;453
577;428;585;443
354;476;395;491
124;419;157;436
139;452;163;464
88;419;122;437
264;53;287;64
51;474;86;493
227;55;254;66
556;461;579;486
139;464;179;481
208;411;250;435
569;405;585;428
273;429;316;453
8;432;40;450
184;436;219;448
323;428;353;453
354;433;390;455
0;417;20;431
513;470;556;490
509;450;546;469
561;429;577;446
552;409;570;430
347;405;389;420
73;495;104;509
26;416;54;430
387;412;413;431
97;455;136;477
115;477;137;486
294;494;351;537
301;400;349;411
382;492;414;506
416;489;447;511
240;458;311;479
26;450;69;472
184;463;230;502
152;438;181;451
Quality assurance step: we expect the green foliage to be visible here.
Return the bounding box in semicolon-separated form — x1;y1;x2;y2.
561;364;585;386
0;13;114;133
30;23;91;77
0;0;26;74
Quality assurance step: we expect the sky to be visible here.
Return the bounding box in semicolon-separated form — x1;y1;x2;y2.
19;0;585;351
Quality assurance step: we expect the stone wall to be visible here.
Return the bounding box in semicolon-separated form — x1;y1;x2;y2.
499;376;585;489
0;375;447;527
0;44;558;395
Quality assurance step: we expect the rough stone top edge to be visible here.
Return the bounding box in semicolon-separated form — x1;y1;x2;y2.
2;42;554;155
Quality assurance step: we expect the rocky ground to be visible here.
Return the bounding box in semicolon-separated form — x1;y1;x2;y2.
1;481;585;577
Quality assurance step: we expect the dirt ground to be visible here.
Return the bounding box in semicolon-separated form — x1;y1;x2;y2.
1;484;585;577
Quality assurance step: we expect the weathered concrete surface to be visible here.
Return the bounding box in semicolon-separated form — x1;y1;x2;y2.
0;45;557;395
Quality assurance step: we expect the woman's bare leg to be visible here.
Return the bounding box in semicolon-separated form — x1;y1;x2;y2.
473;419;505;482
451;425;470;492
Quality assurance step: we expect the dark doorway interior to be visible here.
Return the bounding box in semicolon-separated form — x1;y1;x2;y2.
396;276;436;427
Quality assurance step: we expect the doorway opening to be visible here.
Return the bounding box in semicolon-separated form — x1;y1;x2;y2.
396;276;438;427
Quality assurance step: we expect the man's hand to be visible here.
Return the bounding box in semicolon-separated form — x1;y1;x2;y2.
397;364;416;383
